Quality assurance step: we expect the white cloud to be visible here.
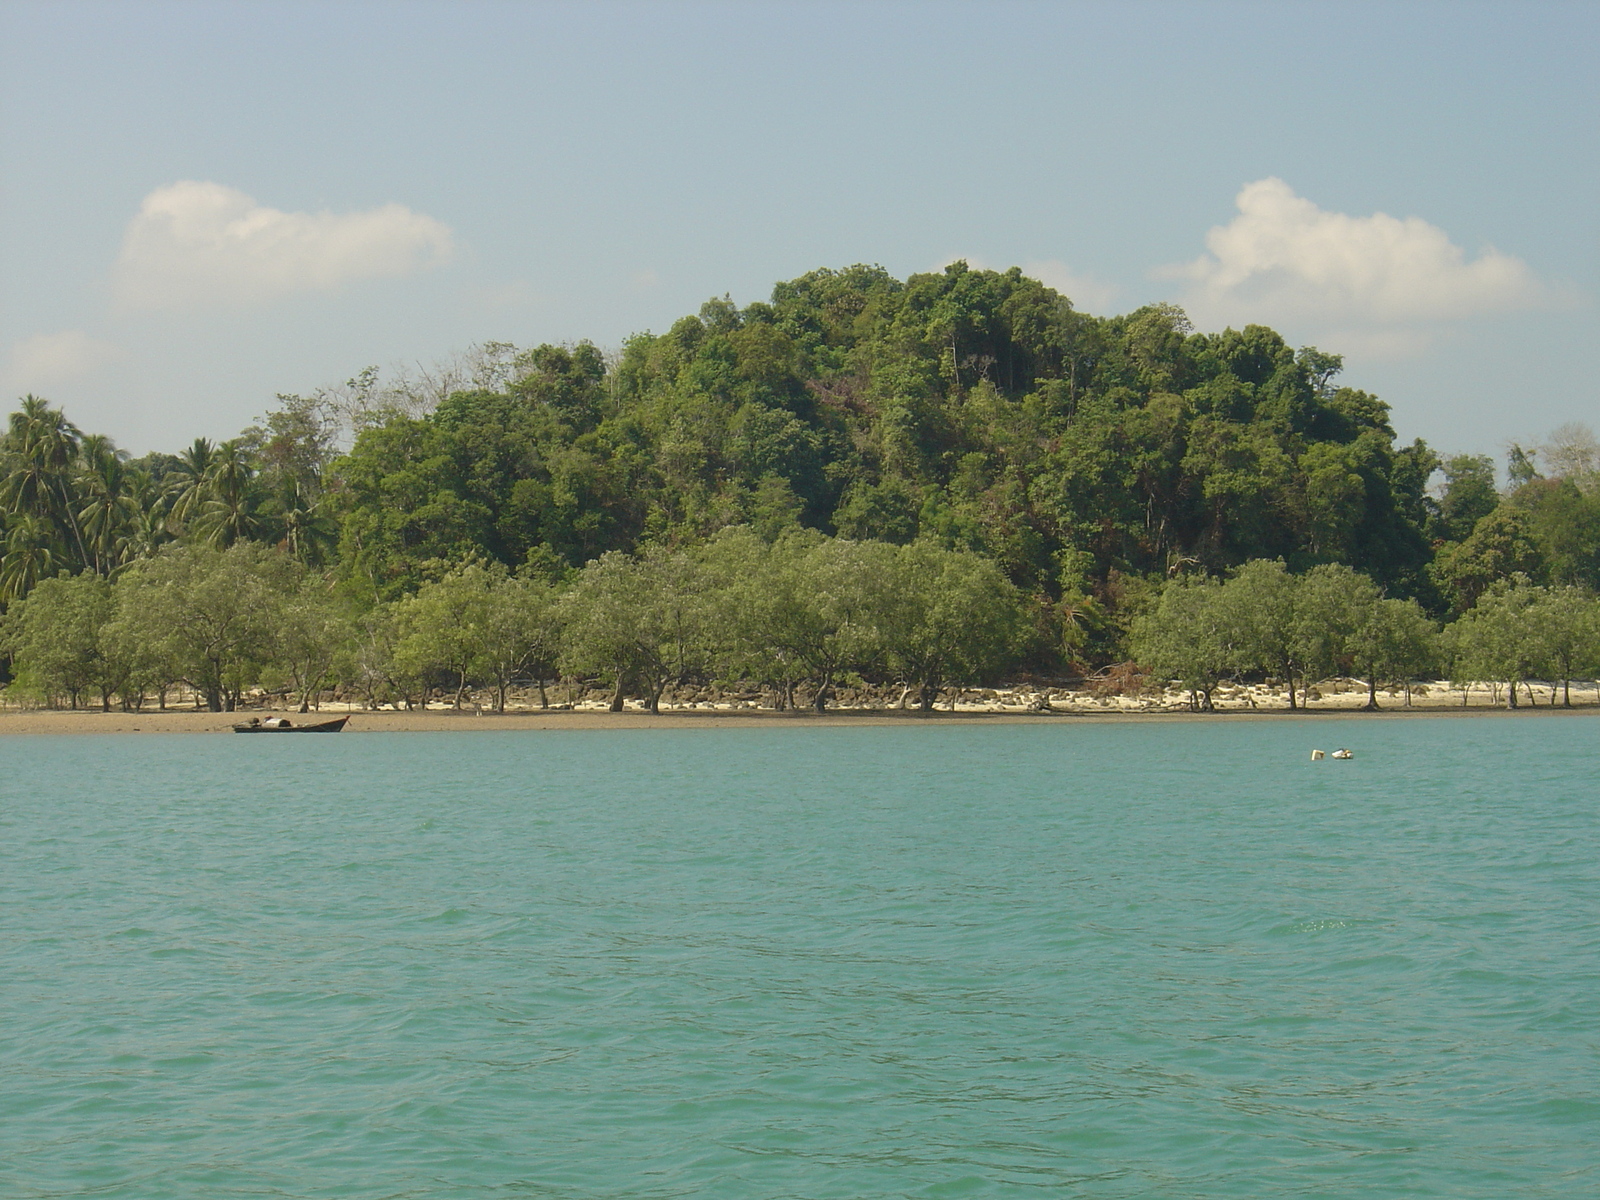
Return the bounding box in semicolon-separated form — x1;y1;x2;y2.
1162;178;1556;352
1019;260;1119;312
113;181;454;310
3;330;119;391
1310;327;1437;361
938;256;1117;311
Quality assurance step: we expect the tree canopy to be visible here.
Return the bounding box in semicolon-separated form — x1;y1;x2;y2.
2;262;1595;713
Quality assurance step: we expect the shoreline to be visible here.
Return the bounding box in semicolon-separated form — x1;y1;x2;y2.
1;702;1595;736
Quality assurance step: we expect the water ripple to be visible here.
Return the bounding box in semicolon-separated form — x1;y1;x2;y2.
1;718;1597;1197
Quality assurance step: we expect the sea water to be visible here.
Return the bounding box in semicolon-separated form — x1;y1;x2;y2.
1;717;1596;1198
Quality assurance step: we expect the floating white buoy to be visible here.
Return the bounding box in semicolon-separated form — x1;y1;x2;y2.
1311;749;1325;761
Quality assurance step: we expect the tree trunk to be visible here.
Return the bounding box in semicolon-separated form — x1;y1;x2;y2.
1563;677;1571;708
1362;675;1379;711
1506;681;1518;710
57;478;90;571
648;680;665;714
1285;668;1297;710
918;682;937;711
609;674;626;712
813;674;831;713
537;678;548;709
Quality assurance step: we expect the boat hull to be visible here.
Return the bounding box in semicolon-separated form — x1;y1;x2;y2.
232;716;349;733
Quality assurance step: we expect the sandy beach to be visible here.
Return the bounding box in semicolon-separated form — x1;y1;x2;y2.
0;708;1014;736
2;685;1595;735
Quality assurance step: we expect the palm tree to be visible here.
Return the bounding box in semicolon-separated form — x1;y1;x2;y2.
1;396;88;571
0;513;64;602
164;437;216;535
77;435;141;575
193;440;270;547
273;477;339;564
120;468;173;564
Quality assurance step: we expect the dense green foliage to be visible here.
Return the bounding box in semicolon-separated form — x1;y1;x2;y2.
328;264;1451;610
2;264;1596;710
0;536;1029;712
1132;560;1441;711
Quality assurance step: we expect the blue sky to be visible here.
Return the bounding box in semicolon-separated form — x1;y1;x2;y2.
1;0;1594;458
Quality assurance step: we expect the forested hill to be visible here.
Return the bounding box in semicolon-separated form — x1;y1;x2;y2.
4;260;1599;673
336;262;1436;604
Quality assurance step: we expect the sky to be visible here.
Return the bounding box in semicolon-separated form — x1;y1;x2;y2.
0;0;1594;459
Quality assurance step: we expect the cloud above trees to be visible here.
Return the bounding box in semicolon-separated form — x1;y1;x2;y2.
1163;178;1558;354
939;255;1118;312
1018;260;1119;313
2;329;119;392
112;181;454;310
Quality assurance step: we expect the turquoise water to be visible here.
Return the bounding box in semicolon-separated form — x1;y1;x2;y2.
1;718;1596;1198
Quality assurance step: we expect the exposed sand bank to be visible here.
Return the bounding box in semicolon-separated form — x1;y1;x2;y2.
0;709;1005;736
2;685;1595;736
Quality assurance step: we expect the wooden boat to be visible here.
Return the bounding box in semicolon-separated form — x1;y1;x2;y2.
232;716;349;733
